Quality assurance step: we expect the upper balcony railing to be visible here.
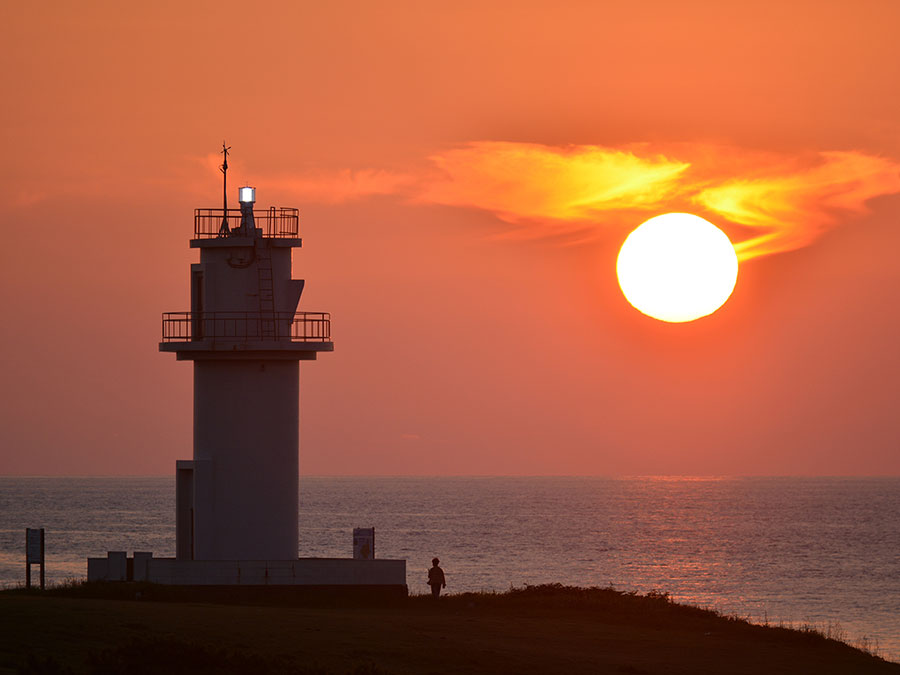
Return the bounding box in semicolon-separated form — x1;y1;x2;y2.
161;311;330;343
193;207;300;239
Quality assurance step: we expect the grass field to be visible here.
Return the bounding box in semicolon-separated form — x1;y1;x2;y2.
1;583;897;674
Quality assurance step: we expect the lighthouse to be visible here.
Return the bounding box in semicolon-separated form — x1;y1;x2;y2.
87;149;405;589
159;176;332;562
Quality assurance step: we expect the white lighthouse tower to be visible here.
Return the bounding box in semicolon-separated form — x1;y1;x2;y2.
87;149;405;589
159;174;332;562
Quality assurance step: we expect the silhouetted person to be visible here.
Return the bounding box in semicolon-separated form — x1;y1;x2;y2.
428;557;446;598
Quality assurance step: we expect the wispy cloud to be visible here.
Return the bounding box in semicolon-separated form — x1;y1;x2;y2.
178;154;413;204
417;142;689;240
694;151;900;259
266;169;414;203
415;143;900;258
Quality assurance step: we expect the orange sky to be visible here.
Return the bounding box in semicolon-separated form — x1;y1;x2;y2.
2;1;900;475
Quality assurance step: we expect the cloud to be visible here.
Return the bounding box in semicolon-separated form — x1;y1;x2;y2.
10;142;898;260
175;153;413;205
190;143;900;260
417;142;689;239
266;169;414;203
694;151;900;259
415;142;900;259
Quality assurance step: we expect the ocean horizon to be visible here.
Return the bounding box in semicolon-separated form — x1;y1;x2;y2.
1;475;898;661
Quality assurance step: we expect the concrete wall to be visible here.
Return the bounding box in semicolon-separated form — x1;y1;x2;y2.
148;558;406;586
107;551;127;581
133;552;152;581
88;555;406;587
87;551;129;581
197;241;298;315
175;461;194;560
87;557;108;582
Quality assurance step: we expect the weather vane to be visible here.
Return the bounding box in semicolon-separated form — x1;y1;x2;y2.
219;141;232;235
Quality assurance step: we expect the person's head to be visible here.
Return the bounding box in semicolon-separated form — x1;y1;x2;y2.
432;557;440;566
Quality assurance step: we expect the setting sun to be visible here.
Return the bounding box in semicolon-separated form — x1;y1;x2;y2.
617;213;739;323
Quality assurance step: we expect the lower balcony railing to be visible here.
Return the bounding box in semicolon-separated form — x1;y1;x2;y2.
161;311;331;343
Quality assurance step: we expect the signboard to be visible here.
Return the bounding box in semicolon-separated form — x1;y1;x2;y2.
26;529;42;564
353;527;375;560
25;528;45;589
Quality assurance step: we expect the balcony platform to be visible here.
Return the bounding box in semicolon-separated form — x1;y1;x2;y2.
190;235;302;249
160;340;333;360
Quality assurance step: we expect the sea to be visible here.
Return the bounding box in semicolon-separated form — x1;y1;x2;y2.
1;476;898;661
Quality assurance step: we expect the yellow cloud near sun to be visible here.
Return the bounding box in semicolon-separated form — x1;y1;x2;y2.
419;142;689;238
695;151;900;259
418;143;900;259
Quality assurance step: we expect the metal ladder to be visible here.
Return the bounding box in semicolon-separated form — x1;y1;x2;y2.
256;242;277;339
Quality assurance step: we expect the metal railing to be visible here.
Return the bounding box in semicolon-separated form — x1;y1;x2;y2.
193;207;300;239
161;311;331;343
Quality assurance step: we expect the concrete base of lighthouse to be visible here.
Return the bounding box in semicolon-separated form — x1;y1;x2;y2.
88;554;406;589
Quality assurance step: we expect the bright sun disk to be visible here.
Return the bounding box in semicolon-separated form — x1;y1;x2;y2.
616;213;739;323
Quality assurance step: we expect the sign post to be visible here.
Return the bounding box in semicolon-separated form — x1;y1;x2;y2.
352;527;375;560
25;528;45;590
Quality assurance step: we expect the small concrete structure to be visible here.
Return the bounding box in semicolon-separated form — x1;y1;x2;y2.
88;177;406;591
88;552;405;586
133;551;153;582
106;551;127;581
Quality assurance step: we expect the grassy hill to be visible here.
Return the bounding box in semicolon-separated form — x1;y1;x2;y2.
1;583;897;674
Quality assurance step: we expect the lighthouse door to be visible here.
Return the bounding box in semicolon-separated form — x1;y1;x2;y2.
191;270;204;340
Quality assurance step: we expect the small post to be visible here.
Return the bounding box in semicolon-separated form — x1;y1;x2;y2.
40;529;45;590
353;527;375;560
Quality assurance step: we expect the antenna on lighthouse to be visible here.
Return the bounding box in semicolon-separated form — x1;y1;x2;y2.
219;141;232;236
